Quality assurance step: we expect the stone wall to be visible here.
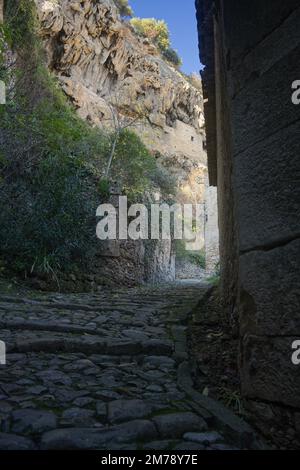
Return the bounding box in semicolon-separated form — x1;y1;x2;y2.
196;0;300;448
94;188;176;286
204;186;219;273
196;0;239;324
145;240;175;283
90;238;176;287
134;119;206;165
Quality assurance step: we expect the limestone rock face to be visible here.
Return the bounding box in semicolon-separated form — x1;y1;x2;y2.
34;0;204;143
34;0;208;206
33;0;208;284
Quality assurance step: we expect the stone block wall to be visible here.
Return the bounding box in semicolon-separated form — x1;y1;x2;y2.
134;119;206;166
196;0;300;448
204;186;219;273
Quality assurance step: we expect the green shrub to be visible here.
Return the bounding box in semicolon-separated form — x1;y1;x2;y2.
98;178;110;199
2;0;37;49
176;241;206;269
130;17;170;52
151;164;177;200
207;274;220;286
0;0;109;277
175;240;187;259
207;261;220;285
0;74;109;275
114;0;133;18
188;250;206;269
0;155;99;276
130;17;182;69
110;129;156;202
162;47;182;68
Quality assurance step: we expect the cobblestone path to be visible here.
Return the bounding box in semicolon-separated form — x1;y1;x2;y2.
0;282;261;450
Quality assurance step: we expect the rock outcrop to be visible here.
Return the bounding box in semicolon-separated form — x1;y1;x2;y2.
34;0;207;190
35;0;205;151
33;0;208;285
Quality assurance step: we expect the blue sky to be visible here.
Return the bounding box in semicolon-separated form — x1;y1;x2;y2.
129;0;202;75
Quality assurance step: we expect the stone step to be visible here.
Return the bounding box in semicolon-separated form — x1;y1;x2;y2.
7;336;174;357
0;320;108;336
0;282;261;450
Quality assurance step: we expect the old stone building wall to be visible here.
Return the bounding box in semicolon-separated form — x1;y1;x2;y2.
134;119;206;165
196;0;239;324
204;186;219;273
196;0;300;448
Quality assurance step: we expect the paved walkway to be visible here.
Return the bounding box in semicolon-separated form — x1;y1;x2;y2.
0;282;260;450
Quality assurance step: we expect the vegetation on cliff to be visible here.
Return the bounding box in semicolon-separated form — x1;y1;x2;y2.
130;17;182;68
0;0;175;281
115;1;182;67
114;0;133;18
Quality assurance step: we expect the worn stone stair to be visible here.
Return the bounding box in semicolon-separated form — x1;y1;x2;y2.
0;282;262;450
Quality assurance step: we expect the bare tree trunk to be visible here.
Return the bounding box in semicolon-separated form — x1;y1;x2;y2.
105;132;119;177
0;0;4;24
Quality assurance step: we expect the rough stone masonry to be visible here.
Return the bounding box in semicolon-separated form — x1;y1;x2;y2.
196;0;300;449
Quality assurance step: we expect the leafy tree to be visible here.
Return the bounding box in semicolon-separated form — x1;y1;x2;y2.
130;17;170;52
102;95;144;177
111;129;157;201
114;0;133;18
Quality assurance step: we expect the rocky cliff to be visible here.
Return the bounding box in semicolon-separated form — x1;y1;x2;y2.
31;0;208;285
35;0;207;184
